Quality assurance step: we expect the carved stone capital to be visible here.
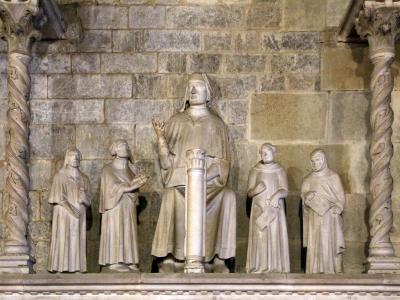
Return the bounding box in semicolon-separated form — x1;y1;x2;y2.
0;0;44;54
356;3;400;57
186;149;206;170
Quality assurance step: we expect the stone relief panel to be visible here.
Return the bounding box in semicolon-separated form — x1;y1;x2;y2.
0;0;384;274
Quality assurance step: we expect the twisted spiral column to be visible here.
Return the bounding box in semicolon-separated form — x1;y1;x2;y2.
368;52;396;257
4;52;32;255
355;4;400;271
0;1;42;261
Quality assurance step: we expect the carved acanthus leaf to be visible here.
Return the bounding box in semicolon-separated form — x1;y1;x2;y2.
356;5;400;55
0;0;43;53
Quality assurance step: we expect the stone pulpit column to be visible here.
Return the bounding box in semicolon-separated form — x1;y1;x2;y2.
0;0;43;273
355;0;400;274
184;149;207;273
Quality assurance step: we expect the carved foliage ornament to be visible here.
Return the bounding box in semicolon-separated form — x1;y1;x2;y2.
356;4;400;56
0;0;44;53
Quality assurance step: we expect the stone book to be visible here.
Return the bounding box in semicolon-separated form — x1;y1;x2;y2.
307;196;331;217
255;206;277;231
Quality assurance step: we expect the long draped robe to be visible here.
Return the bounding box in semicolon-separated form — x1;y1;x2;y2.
301;169;345;274
47;169;91;272
246;162;290;273
151;109;236;262
99;164;140;266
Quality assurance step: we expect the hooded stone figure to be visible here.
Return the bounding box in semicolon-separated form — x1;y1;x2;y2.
152;73;236;273
47;148;91;273
98;139;147;272
246;143;290;274
301;149;345;274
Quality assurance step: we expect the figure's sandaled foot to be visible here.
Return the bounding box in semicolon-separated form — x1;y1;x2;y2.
174;260;184;273
127;264;140;273
111;263;130;272
213;257;229;273
159;258;175;273
101;263;131;273
204;261;214;273
100;265;113;273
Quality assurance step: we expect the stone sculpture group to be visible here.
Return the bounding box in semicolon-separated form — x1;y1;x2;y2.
47;73;345;275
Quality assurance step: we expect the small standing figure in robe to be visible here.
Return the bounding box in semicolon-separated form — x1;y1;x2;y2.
301;149;345;274
99;139;147;272
47;148;91;273
246;143;290;273
152;73;236;273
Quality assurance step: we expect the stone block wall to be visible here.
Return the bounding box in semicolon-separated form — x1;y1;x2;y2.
1;0;400;274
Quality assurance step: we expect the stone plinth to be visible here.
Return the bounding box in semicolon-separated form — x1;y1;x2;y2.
0;274;399;299
367;256;400;274
0;255;33;274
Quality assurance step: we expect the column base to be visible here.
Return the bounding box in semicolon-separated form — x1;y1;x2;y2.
184;261;205;274
366;256;400;274
4;244;29;255
0;255;34;274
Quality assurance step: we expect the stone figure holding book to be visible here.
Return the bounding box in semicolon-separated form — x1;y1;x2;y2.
151;73;236;273
48;148;91;273
246;143;290;273
99;139;147;272
301;149;345;274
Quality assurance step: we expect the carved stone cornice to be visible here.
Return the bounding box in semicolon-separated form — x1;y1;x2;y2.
0;0;43;54
0;274;400;297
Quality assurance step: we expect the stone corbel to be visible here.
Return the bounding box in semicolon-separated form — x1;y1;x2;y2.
0;0;64;274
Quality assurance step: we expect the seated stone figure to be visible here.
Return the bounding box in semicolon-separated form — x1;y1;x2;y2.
47;148;91;273
151;73;236;273
99;139;147;272
246;143;290;274
301;149;345;274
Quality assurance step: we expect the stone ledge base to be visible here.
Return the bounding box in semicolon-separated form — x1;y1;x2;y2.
367;256;400;274
0;255;33;274
1;274;400;299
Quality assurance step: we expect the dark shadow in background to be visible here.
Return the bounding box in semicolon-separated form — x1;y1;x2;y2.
299;197;306;272
137;195;147;225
